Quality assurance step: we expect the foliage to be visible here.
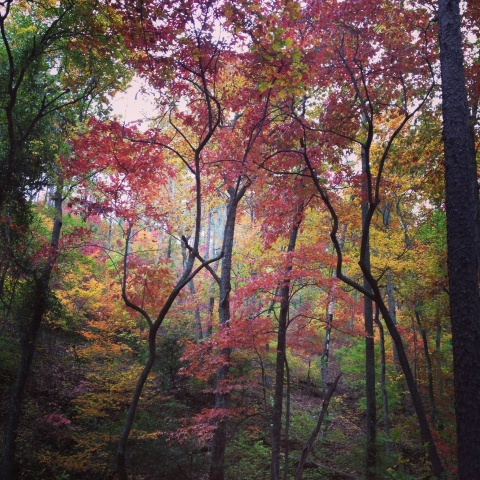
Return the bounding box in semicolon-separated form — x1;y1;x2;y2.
1;0;478;478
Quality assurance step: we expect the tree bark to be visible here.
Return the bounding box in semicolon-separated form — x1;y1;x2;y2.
435;323;442;402
438;1;480;477
283;355;291;480
362;146;376;479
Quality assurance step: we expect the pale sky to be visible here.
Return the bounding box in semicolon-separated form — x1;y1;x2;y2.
110;77;154;125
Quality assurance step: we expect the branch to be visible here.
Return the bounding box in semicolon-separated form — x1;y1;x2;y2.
300;136;374;299
182;235;221;285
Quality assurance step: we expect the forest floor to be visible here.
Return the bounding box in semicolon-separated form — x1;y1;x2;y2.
220;351;436;480
0;329;443;480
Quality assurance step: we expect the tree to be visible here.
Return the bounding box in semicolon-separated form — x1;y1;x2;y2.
209;182;249;480
0;3;127;476
270;203;303;480
0;0;127;214
248;0;445;474
2;0;477;477
438;0;480;477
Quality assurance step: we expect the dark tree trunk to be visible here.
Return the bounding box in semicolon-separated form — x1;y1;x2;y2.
384;201;400;369
209;184;247;480
362;147;376;479
205;209;220;339
283;356;291;480
271;211;301;480
206;295;214;338
412;316;418;386
117;330;157;480
469;103;480;275
2;187;63;480
438;1;480;477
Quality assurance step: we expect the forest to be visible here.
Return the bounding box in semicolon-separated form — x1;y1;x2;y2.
0;0;479;479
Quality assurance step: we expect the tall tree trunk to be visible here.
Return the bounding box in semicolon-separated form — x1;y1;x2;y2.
377;302;443;477
206;296;214;338
438;1;480;476
209;184;248;480
469;103;480;275
206;209;221;339
2;186;63;480
283;355;291;480
362;146;376;479
271;209;301;480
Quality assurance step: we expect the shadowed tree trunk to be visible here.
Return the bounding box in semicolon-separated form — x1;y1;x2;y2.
435;323;442;403
206;208;222;339
283;355;291;480
362;146;376;479
438;1;480;477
